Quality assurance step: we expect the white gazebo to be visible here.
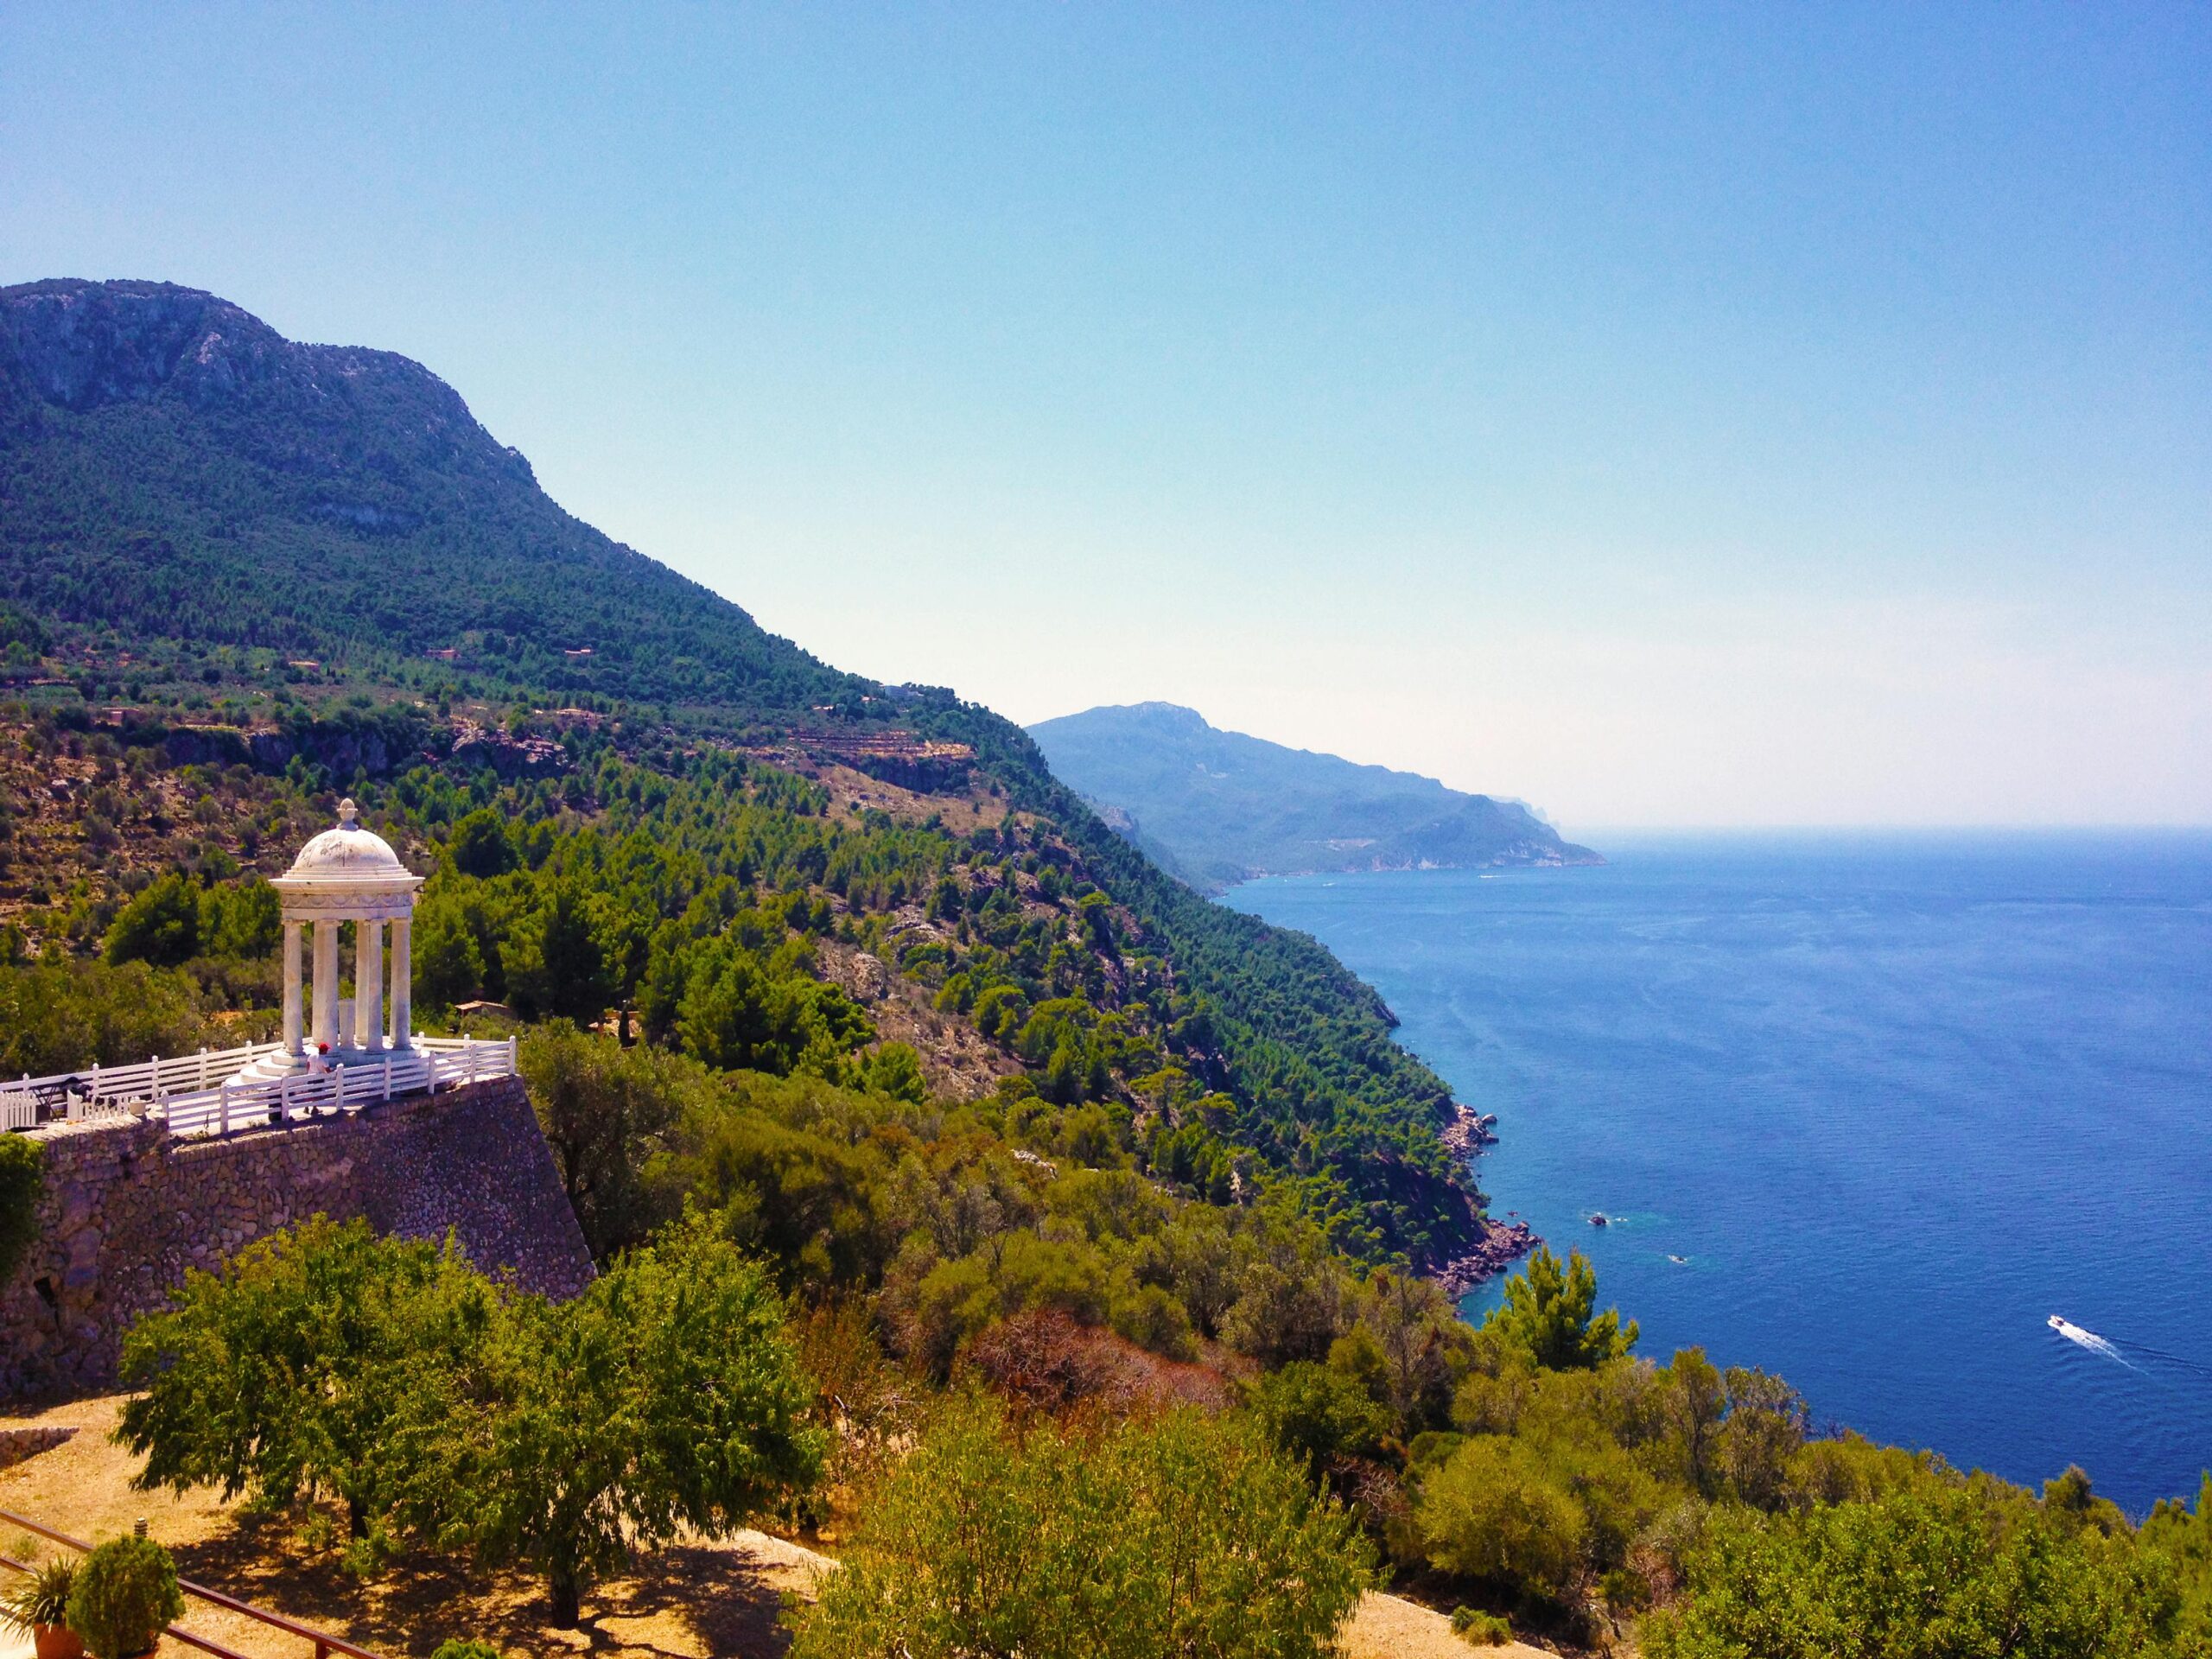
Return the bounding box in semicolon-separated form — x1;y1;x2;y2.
264;798;424;1070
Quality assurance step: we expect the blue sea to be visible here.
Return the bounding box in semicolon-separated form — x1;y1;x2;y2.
1224;832;2212;1516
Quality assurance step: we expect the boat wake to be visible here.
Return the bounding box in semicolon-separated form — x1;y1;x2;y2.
2050;1316;2139;1370
2049;1316;2212;1382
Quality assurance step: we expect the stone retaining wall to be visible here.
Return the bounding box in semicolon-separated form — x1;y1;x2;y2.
0;1077;593;1401
0;1425;76;1467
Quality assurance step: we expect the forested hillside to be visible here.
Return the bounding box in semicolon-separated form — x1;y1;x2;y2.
0;276;1484;1270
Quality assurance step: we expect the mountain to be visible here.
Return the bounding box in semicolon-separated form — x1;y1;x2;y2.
1029;702;1599;889
0;278;852;713
0;278;1500;1270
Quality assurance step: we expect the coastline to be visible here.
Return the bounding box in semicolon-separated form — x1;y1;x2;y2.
1427;1102;1538;1295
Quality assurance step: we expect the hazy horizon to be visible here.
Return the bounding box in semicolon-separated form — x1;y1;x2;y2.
4;5;2204;828
1032;700;2212;837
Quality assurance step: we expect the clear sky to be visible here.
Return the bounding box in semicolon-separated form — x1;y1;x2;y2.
3;4;2206;829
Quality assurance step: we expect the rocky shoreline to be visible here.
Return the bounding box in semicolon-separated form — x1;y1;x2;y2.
1428;1103;1539;1296
1431;1217;1540;1297
1440;1100;1500;1160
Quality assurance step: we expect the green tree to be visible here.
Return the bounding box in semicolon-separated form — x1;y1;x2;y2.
0;1134;42;1286
791;1400;1370;1659
200;876;283;960
676;944;871;1078
2139;1473;2212;1651
1661;1347;1730;1497
103;873;201;968
0;962;208;1075
1481;1247;1637;1371
412;899;486;1009
1719;1365;1809;1510
448;808;518;879
453;1213;823;1625
505;880;611;1025
1247;1360;1390;1473
861;1041;928;1105
518;1022;702;1258
118;1218;498;1539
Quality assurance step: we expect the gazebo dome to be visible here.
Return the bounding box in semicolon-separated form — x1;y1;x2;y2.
275;800;416;889
270;801;424;924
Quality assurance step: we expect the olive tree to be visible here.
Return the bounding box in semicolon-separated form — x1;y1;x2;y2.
118;1217;497;1541
450;1212;823;1624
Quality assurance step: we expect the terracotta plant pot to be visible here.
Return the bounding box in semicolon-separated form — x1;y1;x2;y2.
34;1624;86;1659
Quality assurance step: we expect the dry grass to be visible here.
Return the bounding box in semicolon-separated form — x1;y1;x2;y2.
0;1395;830;1659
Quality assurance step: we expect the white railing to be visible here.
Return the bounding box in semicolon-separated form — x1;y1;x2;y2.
5;1039;287;1116
2;1036;518;1140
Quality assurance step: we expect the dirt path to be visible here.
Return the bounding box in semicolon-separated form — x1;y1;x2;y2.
1339;1589;1556;1657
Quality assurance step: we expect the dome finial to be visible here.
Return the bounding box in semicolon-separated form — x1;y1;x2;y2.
338;798;359;828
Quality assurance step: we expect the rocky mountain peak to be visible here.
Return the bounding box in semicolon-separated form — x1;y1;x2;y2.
0;277;533;486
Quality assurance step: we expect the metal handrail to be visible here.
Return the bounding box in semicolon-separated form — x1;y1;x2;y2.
0;1506;383;1659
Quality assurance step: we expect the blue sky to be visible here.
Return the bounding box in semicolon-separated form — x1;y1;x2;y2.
3;4;2205;827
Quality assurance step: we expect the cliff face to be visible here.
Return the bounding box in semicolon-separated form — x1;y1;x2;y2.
0;276;1497;1273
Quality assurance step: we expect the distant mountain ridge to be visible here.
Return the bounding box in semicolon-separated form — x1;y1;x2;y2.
1029;702;1599;889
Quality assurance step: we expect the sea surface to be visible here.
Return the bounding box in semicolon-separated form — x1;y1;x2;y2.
1224;832;2212;1516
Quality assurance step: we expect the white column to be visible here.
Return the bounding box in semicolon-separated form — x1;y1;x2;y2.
389;916;413;1052
282;920;304;1058
358;918;385;1054
312;919;340;1052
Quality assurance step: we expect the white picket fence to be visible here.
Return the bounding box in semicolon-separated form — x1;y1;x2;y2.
0;1036;518;1140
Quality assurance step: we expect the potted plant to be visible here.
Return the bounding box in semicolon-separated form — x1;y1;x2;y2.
63;1537;182;1659
0;1552;84;1659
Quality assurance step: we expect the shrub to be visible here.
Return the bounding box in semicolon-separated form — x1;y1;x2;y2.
429;1642;503;1659
1417;1434;1586;1600
65;1537;183;1659
0;1552;78;1634
0;1135;42;1285
1451;1606;1515;1647
1642;1487;2171;1659
1247;1360;1390;1472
